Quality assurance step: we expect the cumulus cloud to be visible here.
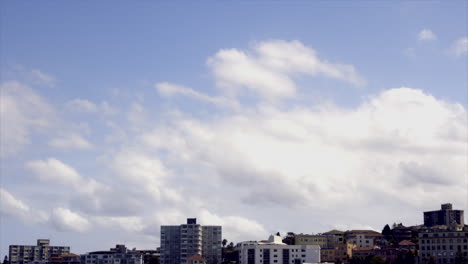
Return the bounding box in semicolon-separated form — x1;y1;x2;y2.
0;81;55;157
24;158;128;216
26;158;83;186
418;29;437;41
207;40;366;101
3;41;466;246
452;37;468;56
198;210;268;242
0;188;30;218
0;188;49;224
50;207;90;232
109;150;173;201
137;87;466;221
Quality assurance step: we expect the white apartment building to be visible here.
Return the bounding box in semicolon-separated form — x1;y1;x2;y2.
237;235;320;264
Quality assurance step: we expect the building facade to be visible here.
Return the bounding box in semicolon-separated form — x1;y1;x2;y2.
424;204;465;227
237;235;320;264
294;233;352;263
160;218;222;264
345;230;384;248
81;245;143;264
418;228;468;264
9;239;70;264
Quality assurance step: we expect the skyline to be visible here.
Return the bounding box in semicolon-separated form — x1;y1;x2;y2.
1;0;467;258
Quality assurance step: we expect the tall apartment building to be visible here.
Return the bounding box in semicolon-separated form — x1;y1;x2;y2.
9;239;70;264
237;235;320;264
424;203;465;227
418;228;468;264
81;244;143;264
160;218;221;264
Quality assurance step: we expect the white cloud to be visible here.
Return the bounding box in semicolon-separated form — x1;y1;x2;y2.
49;133;93;150
100;101;117;115
109;150;171;201
0;81;55;157
452;37;468;56
156;82;239;108
199;209;268;242
0;188;49;224
66;98;118;115
3;41;466;246
31;69;56;87
26;158;83;186
418;29;437;41
138;87;466;228
66;99;98;112
95;216;146;233
207;40;366;101
0;188;30;217
25;158;110;211
50;207;90;232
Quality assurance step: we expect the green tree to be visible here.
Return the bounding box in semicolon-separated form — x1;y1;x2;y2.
222;239;227;248
227;242;234;249
3;256;8;264
382;224;391;238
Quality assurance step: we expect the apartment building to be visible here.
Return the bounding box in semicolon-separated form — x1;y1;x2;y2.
160;218;221;264
294;234;331;248
237;235;320;264
294;233;352;262
345;230;384;248
81;245;142;264
29;253;81;264
424;204;465;227
9;239;70;264
320;243;355;263
418;228;468;264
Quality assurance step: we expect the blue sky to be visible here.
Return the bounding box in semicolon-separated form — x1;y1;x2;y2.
1;0;467;257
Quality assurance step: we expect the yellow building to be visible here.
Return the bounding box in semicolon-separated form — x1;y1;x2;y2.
295;234;332;248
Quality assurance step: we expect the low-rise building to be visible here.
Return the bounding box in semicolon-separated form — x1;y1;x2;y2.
9;239;70;264
81;245;142;264
186;254;206;264
29;253;80;264
237;235;320;264
345;230;384;248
